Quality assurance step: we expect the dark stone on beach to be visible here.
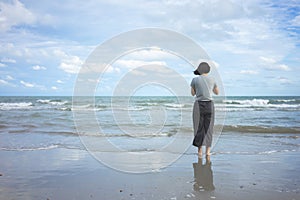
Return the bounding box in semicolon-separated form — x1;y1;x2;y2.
240;186;244;189
130;193;133;196
120;189;123;192
0;174;2;176
253;183;257;185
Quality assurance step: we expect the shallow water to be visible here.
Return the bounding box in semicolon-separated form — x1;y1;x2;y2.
0;96;299;153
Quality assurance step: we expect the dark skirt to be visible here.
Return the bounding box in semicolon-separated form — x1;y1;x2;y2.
192;101;215;147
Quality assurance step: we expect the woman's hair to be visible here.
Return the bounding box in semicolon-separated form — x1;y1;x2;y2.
194;62;210;75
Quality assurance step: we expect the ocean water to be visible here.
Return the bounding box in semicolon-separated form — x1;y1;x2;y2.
0;96;299;152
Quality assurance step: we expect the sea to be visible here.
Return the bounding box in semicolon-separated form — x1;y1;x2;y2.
0;96;299;153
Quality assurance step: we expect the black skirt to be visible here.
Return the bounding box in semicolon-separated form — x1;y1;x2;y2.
192;101;215;147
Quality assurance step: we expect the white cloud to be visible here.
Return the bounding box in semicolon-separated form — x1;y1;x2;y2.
19;80;46;90
291;15;300;26
59;56;82;74
260;56;277;64
20;80;34;88
278;77;292;84
260;56;291;71
0;78;16;87
0;63;6;67
51;86;58;90
265;64;291;71
0;79;9;85
6;75;14;80
1;58;16;63
56;80;64;84
106;65;121;73
0;0;36;32
276;64;290;71
115;60;167;69
125;48;175;60
32;65;47;70
240;70;259;75
54;50;83;74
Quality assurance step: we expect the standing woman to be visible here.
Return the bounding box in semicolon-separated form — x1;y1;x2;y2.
191;62;219;158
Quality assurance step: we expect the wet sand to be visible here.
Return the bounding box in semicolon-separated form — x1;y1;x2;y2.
0;132;299;200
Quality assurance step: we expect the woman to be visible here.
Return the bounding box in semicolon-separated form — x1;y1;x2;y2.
191;62;219;158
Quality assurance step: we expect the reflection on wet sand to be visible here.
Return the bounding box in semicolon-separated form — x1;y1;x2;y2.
193;156;215;191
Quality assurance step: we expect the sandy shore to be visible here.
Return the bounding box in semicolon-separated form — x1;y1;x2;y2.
0;132;299;200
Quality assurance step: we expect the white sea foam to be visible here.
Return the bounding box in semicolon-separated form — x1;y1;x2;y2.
165;103;185;108
223;99;299;110
37;99;68;106
276;99;296;102
0;144;59;151
0;102;33;110
224;99;269;106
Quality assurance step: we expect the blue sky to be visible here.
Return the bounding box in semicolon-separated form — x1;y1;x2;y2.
0;0;299;96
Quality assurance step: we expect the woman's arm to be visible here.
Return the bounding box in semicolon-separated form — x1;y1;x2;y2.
213;86;219;95
191;87;196;96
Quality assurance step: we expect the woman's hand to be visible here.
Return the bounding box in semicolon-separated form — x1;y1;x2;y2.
191;87;196;96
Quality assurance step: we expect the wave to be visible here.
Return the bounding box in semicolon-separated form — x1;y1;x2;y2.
222;98;300;110
0;102;33;110
0;144;60;151
273;99;297;103
0;143;85;152
37;99;69;106
224;99;269;106
211;149;298;156
222;125;300;133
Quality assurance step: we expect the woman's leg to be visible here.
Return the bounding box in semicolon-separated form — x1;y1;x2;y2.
206;146;211;156
198;146;203;157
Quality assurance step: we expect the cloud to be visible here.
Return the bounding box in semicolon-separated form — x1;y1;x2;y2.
260;56;277;64
115;60;167;69
0;79;9;85
6;75;14;80
20;80;45;90
54;50;83;74
260;56;291;71
56;80;64;84
240;70;259;75
291;15;300;26
125;48;176;60
1;58;16;63
0;63;6;67
0;78;16;87
278;77;292;85
51;86;58;90
264;64;291;71
20;80;34;88
32;65;47;70
0;0;36;32
106;65;121;73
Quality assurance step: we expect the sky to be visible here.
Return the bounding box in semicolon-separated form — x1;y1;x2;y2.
0;0;299;96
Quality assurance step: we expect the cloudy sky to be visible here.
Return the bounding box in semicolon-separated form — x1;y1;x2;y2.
0;0;299;96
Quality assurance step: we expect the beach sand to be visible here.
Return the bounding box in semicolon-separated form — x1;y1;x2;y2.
0;132;299;200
